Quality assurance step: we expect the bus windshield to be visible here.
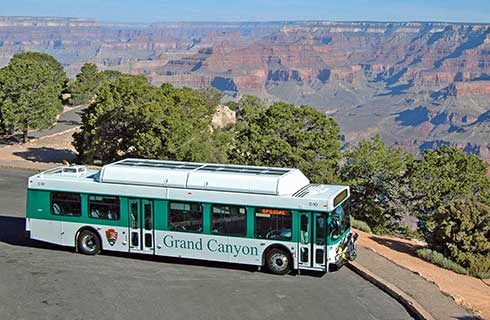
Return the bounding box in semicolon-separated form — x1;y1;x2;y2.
329;203;350;240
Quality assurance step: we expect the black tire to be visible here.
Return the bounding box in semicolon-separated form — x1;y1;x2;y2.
78;230;101;255
265;248;291;275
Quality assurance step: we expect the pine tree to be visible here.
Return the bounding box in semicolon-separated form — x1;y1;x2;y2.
68;63;107;106
73;77;222;164
340;135;413;233
228;98;342;183
0;52;65;142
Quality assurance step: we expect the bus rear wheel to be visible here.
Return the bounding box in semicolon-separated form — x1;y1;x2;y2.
266;248;291;275
78;230;101;255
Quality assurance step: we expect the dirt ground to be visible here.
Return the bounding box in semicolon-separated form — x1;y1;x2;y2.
0;128;78;170
355;229;490;319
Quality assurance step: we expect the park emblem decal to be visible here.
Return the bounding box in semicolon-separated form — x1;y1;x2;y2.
105;229;118;246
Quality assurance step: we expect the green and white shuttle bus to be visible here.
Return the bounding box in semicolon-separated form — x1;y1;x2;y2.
25;158;357;275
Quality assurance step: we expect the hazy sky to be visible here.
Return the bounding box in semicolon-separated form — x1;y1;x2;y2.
0;0;489;23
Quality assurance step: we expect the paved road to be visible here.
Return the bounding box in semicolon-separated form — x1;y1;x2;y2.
0;168;34;216
0;168;413;320
30;105;85;139
356;247;477;319
0;105;85;147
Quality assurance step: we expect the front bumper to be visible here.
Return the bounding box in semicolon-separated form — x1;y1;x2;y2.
344;232;358;261
331;232;358;270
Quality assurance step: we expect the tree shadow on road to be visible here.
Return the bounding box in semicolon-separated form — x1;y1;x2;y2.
370;235;424;258
13;147;76;163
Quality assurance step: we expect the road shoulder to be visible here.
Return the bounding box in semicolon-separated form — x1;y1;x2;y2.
354;230;488;319
351;246;478;319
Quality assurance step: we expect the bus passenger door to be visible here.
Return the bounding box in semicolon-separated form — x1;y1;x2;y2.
129;199;154;254
312;213;326;269
298;212;312;268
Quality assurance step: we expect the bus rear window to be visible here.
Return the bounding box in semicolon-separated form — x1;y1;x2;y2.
255;208;292;241
51;192;81;216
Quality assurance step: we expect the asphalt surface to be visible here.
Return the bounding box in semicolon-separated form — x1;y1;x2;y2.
356;246;477;319
29;106;85;139
0;168;34;216
0;105;85;147
0;168;413;320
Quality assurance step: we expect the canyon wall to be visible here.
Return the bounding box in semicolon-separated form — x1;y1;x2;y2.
0;17;488;160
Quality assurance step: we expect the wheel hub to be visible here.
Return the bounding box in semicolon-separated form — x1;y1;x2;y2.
82;235;96;252
270;253;288;272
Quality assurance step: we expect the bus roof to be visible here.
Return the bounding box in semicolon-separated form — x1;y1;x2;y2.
29;159;350;211
100;158;310;196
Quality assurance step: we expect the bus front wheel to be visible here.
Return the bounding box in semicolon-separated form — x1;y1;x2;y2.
266;248;291;275
78;230;101;255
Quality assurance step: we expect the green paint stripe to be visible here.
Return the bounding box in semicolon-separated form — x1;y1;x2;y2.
27;189;348;244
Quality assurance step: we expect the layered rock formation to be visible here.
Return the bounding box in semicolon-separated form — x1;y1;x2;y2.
0;17;488;160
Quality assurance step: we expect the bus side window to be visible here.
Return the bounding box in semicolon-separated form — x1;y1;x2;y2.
50;192;81;216
254;208;292;241
168;202;203;233
211;205;246;236
88;195;120;220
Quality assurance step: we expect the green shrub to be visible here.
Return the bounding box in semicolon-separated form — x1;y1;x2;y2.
454;252;490;279
422;198;490;278
416;248;469;275
350;216;372;233
410;146;490;217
